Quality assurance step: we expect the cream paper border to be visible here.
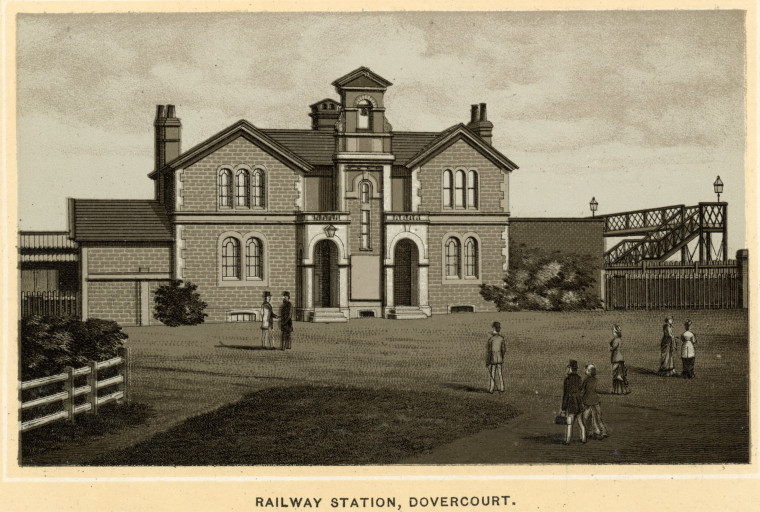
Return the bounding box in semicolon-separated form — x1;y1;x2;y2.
1;1;759;510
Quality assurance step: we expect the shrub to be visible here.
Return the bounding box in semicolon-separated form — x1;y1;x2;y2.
153;280;208;327
21;316;128;381
481;244;603;312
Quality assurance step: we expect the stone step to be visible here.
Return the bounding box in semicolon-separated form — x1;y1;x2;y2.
309;309;348;323
387;307;429;320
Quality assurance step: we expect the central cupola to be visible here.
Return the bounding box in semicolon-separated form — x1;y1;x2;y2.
332;67;394;157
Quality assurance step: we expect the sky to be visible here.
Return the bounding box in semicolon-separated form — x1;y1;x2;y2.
15;11;748;253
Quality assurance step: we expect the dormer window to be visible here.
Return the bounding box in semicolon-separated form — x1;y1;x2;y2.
357;100;372;131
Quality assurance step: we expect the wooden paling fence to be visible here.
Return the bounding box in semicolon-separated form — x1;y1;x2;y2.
19;347;130;432
605;263;741;310
21;291;80;318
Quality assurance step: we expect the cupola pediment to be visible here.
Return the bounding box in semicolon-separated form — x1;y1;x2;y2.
331;67;393;90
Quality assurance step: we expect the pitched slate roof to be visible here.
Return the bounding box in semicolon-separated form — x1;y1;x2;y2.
391;132;440;164
161;120;314;174
261;129;440;167
69;199;172;242
150;120;513;172
262;129;335;166
403;124;519;171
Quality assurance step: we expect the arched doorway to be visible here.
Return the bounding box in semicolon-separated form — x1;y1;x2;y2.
314;239;339;308
394;239;419;306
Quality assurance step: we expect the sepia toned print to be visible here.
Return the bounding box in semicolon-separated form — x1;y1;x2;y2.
13;11;750;468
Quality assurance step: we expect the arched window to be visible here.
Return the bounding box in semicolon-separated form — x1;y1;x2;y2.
246;237;263;279
357;100;371;131
360;180;371;204
219;169;232;207
465;237;479;278
221;237;240;279
236;169;250;207
467;170;478;209
252;169;265;208
445;238;461;278
443;170;453;209
455;170;466;208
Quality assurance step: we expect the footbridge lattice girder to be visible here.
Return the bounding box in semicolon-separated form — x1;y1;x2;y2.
603;202;727;266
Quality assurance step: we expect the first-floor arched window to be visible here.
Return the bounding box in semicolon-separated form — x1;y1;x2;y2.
252;169;265;207
454;170;466;208
222;237;240;279
246;237;263;278
445;238;461;278
360;180;372;204
236;169;250;207
443;170;453;208
467;170;478;209
219;169;233;207
464;237;479;278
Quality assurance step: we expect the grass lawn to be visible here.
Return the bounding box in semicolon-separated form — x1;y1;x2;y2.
92;386;518;465
21;309;749;465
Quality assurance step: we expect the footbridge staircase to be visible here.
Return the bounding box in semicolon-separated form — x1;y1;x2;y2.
600;203;745;310
603;203;727;266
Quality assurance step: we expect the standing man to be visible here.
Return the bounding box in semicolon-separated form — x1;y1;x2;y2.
485;321;507;393
260;291;278;349
279;291;293;350
561;359;587;445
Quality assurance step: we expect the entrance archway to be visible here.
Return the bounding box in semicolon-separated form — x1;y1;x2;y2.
393;239;419;306
314;239;339;308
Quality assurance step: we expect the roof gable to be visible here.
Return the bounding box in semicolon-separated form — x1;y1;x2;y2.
403;124;519;171
331;67;393;89
162;120;314;174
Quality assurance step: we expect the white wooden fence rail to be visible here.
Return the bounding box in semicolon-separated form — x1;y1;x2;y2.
19;347;130;432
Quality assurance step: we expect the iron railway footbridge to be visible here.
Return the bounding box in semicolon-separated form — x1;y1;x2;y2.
601;202;727;267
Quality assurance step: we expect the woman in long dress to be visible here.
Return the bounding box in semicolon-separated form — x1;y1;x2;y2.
610;324;630;394
658;316;677;376
681;319;697;379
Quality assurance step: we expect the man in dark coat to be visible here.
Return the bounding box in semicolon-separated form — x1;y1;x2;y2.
485;321;507;393
561;359;587;445
279;291;293;350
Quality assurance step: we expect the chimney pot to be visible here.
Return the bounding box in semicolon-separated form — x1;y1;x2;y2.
166;105;176;118
156;105;165;120
470;104;479;124
479;103;487;121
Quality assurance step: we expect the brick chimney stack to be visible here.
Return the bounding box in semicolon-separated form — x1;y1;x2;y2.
470;104;479;124
466;102;493;144
154;104;181;202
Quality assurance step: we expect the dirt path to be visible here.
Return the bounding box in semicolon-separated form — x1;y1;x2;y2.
405;386;749;465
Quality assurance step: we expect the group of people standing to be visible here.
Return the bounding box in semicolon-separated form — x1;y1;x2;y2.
659;316;698;378
561;359;609;445
259;291;293;351
559;318;699;444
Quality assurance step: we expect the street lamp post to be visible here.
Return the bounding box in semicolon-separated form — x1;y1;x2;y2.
589;197;598;217
713;176;723;202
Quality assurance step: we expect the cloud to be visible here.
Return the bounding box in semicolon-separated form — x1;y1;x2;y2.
15;11;747;252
